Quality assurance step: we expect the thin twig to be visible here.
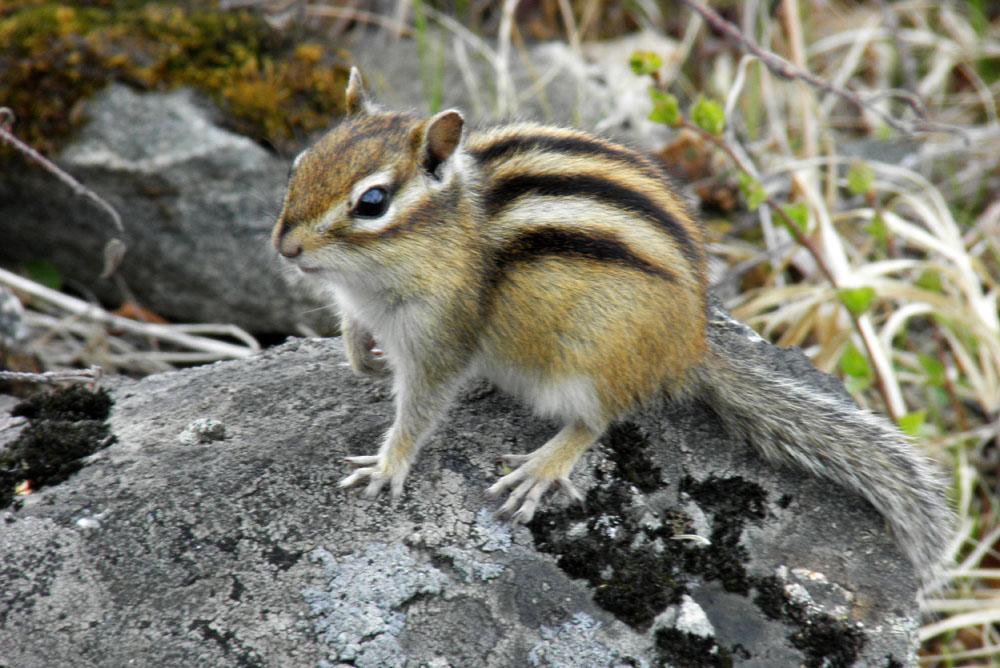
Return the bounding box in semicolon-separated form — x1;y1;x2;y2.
0;107;127;278
936;330;970;433
242;2;416;35
0;367;102;386
676;0;968;142
0;268;257;360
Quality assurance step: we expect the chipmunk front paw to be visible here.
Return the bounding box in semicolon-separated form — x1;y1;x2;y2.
345;335;389;377
342;318;390;377
339;453;409;499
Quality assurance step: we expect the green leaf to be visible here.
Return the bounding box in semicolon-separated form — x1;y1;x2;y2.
783;201;810;234
844;375;872;394
915;270;943;294
897;410;926;437
24;260;62;290
837;287;877;318
648;89;680;126
918;353;945;386
847;161;875;195
737;172;767;211
840;342;871;379
690;96;725;136
630;51;662;76
865;212;888;246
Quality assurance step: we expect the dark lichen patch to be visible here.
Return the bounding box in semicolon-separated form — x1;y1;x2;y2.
531;481;686;631
0;0;349;156
263;544;302;571
229;575;246;602
750;575;786;620
680;475;767;521
603;421;662;493
655;629;750;668
0;385;115;508
11;383;112;421
679;475;767;595
530;423;684;629
791;615;866;668
751;574;866;667
529;427;769;634
188;619;265;668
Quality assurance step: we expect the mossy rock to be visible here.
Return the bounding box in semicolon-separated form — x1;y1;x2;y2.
0;0;349;155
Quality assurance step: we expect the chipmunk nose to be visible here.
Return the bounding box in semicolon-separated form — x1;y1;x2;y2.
278;239;302;258
273;223;303;258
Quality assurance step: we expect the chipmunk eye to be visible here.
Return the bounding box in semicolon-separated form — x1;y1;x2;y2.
354;186;389;218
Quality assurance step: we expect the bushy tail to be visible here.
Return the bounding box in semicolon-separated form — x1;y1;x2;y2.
692;343;952;582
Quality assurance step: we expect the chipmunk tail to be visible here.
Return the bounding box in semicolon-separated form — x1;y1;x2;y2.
691;338;953;585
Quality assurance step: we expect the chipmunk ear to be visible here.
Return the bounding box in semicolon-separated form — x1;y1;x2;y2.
345;67;369;116
421;110;464;178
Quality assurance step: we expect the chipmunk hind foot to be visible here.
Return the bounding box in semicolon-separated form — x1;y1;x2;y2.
486;421;599;523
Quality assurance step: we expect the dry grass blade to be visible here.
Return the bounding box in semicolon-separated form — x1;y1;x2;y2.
0;367;102;386
1;268;258;374
678;0;969;140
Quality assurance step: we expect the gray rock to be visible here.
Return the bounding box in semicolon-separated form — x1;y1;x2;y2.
0;316;923;667
0;83;326;335
0;286;25;342
178;417;228;446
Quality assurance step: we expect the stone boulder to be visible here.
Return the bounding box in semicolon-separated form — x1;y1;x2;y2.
0;83;325;335
0;309;924;667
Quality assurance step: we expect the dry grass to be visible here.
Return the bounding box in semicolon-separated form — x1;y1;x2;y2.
644;3;998;663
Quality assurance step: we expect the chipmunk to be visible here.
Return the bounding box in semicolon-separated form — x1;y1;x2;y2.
272;68;951;580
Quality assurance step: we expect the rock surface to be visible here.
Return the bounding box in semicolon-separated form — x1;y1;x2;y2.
0;83;325;335
0;310;923;667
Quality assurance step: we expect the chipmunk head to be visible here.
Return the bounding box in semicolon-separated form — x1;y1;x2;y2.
272;68;466;279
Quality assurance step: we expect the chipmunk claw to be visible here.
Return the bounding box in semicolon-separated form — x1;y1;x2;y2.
343;455;380;467
496;453;532;468
339;454;407;499
487;453;585;523
554;477;585;506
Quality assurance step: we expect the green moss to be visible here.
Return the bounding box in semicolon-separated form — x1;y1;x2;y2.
0;0;349;155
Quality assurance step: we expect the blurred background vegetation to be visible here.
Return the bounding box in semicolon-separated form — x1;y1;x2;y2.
1;1;998;663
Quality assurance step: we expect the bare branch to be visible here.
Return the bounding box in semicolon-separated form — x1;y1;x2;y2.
0;268;258;361
677;0;968;142
0;107;128;277
0;366;103;386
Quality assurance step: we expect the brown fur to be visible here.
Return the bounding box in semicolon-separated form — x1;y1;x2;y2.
271;70;951;581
